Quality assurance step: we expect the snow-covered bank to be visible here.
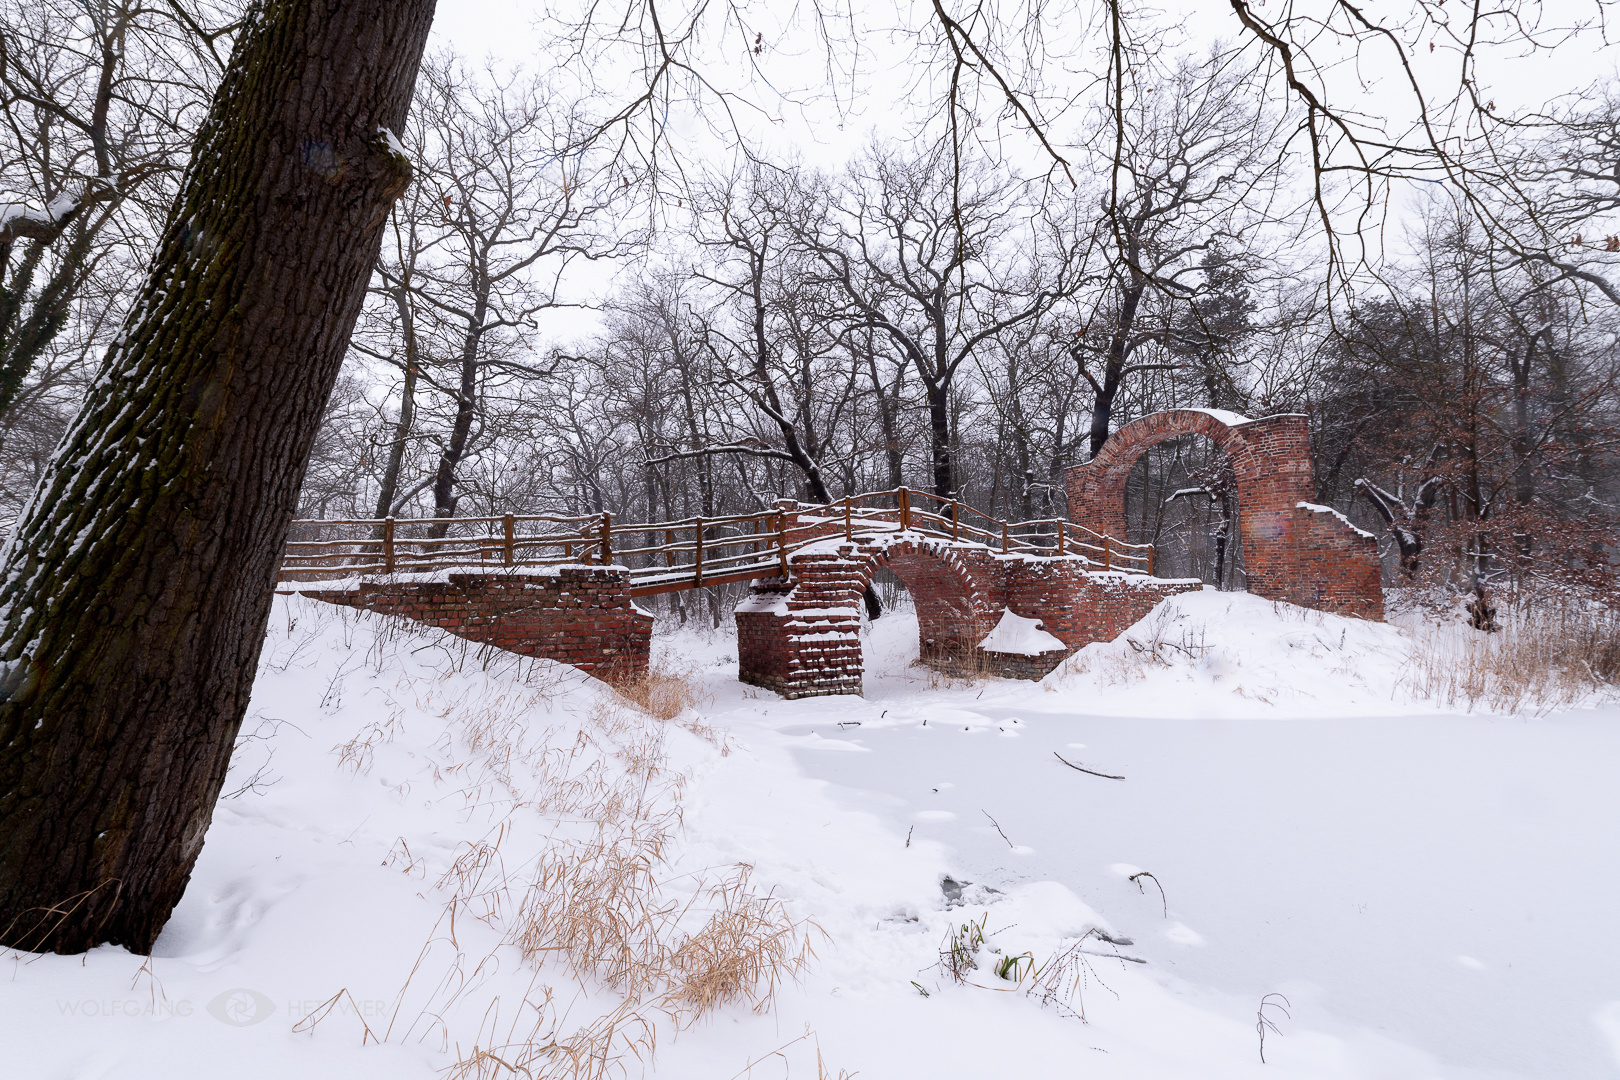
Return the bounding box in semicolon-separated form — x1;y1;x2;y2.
5;590;1617;1078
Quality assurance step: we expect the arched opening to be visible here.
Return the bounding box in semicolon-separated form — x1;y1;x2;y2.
1122;433;1245;588
878;547;987;670
1067;409;1384;618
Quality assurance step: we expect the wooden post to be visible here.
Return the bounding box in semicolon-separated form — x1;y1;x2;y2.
1001;521;1009;554
502;513;515;566
844;496;852;542
601;512;612;565
1147;544;1155;577
383;516;395;573
694;518;704;586
777;511;790;579
1103;536;1112;571
1057;522;1065;555
899;486;911;531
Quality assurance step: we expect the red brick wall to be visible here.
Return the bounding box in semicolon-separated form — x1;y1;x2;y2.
1289;505;1386;619
735;530;1203;697
1002;559;1202;651
292;567;653;677
1065;409;1382;619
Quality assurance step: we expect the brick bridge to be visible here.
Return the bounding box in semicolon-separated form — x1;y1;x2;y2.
282;411;1381;698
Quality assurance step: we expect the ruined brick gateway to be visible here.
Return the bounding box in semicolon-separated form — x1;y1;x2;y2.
285;410;1383;698
1065;409;1384;620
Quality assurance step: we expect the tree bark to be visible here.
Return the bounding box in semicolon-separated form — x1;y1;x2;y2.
0;0;436;955
925;379;954;498
1087;279;1145;459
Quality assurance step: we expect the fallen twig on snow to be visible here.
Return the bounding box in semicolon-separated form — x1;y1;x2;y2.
1257;992;1291;1063
1054;752;1125;780
981;810;1016;849
1129;871;1168;917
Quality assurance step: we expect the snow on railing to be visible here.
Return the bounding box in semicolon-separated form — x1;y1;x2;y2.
277;487;1155;590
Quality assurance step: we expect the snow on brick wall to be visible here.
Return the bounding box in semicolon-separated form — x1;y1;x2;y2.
292;567;653;678
737;531;1202;698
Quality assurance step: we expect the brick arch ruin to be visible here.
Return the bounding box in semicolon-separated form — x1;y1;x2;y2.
736;532;1195;698
1065;409;1383;618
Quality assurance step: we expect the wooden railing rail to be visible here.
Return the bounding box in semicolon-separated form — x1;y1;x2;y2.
278;489;1156;587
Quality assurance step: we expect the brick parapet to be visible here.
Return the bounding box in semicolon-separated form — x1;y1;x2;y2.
293;566;652;678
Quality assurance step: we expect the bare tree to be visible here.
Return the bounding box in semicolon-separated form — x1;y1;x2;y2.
686;163;866;504
1069;52;1286;457
385;57;620;535
0;0;237;415
801;143;1080;499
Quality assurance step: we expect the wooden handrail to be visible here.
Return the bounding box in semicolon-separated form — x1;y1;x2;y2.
278;489;1158;585
777;511;789;578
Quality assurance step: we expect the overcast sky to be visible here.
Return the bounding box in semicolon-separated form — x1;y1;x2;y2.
418;1;1620;342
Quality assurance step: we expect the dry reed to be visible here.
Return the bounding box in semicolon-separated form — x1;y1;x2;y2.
1397;586;1620;713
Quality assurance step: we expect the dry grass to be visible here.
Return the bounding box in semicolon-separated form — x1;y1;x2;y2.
1057;604;1210;687
514;821;676;999
307;637;808;1080
914;621;1000;688
611;666;708;721
664;866;814;1018
611;664;730;754
1397;586;1620;713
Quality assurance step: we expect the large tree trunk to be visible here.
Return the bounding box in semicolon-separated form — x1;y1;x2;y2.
864;348;905;490
926;380;953;498
1087;279;1145;459
0;0;436;955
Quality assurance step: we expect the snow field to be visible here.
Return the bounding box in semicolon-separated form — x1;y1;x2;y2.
3;587;1617;1078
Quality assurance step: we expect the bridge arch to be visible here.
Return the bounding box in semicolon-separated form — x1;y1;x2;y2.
735;530;1197;698
867;540;1001;667
1065;410;1382;616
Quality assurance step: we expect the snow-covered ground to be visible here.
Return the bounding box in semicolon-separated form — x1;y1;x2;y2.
6;589;1618;1078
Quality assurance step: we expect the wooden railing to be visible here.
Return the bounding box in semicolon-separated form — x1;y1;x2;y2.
277;487;1155;592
